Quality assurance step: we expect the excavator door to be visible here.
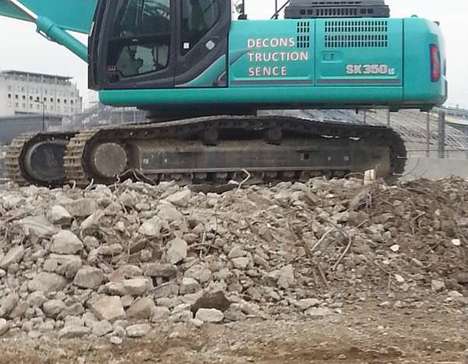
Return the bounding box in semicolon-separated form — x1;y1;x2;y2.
89;0;230;90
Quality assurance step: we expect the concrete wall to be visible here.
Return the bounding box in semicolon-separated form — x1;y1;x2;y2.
403;158;468;180
0;115;62;144
0;146;6;180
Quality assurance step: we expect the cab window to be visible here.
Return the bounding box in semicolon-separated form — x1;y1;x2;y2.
108;0;171;78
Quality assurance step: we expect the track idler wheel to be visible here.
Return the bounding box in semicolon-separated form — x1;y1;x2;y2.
23;140;68;186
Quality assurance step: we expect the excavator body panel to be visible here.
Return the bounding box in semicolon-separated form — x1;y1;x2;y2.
93;2;446;112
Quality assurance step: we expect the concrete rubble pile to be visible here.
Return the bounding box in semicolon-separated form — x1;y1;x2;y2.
0;177;466;342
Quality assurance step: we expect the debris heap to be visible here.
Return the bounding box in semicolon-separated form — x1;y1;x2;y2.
0;177;466;341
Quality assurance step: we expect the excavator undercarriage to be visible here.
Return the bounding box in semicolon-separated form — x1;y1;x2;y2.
6;115;407;188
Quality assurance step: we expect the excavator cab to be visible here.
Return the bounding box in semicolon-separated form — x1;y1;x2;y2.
89;0;231;90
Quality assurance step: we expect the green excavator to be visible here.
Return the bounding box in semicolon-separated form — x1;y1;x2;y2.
0;0;447;187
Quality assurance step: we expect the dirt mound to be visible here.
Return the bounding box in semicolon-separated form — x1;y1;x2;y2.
0;177;466;341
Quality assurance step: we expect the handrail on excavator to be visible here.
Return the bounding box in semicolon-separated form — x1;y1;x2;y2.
272;0;291;19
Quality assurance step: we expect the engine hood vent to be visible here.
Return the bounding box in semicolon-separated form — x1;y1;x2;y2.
285;0;390;19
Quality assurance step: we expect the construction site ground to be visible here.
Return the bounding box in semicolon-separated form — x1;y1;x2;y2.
0;176;466;363
0;303;465;364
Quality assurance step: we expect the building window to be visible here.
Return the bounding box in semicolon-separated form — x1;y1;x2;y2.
29;96;33;100
7;94;11;99
50;98;53;102
15;95;18;99
64;99;67;104
22;95;26;100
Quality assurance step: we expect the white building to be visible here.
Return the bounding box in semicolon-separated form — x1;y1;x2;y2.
0;70;83;117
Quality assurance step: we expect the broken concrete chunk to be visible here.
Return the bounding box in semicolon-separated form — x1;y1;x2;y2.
306;307;335;319
43;299;66;318
195;308;224;323
80;211;105;235
277;265;295;290
59;325;90;339
0;319;10;336
431;279;446;292
62;198;98;218
44;254;82;280
50;230;83;255
0;246;25;269
18;216;58;238
127;297;156;320
138;217;162;238
166;238;188;265
92;320;113;337
231;257;250;270
165;189;191;207
179;278;201;295
48;205;73;225
0;294;19;318
89;296;126;322
28;272;67;293
143;263;178;278
126;323;151;338
153;283;180;299
191;291;231;313
122;278;153;297
73;266;105;289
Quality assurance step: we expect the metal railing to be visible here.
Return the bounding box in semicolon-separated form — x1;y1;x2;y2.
272;0;291;19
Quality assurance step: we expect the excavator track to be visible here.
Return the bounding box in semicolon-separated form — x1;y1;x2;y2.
6;132;76;187
5;134;33;186
64;130;100;187
60;115;406;187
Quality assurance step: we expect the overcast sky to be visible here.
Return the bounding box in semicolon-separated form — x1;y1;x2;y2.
0;0;466;108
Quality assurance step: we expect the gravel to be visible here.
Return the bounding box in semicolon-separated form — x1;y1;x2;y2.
0;177;465;340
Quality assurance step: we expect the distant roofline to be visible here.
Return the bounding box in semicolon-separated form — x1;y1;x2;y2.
0;70;72;81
